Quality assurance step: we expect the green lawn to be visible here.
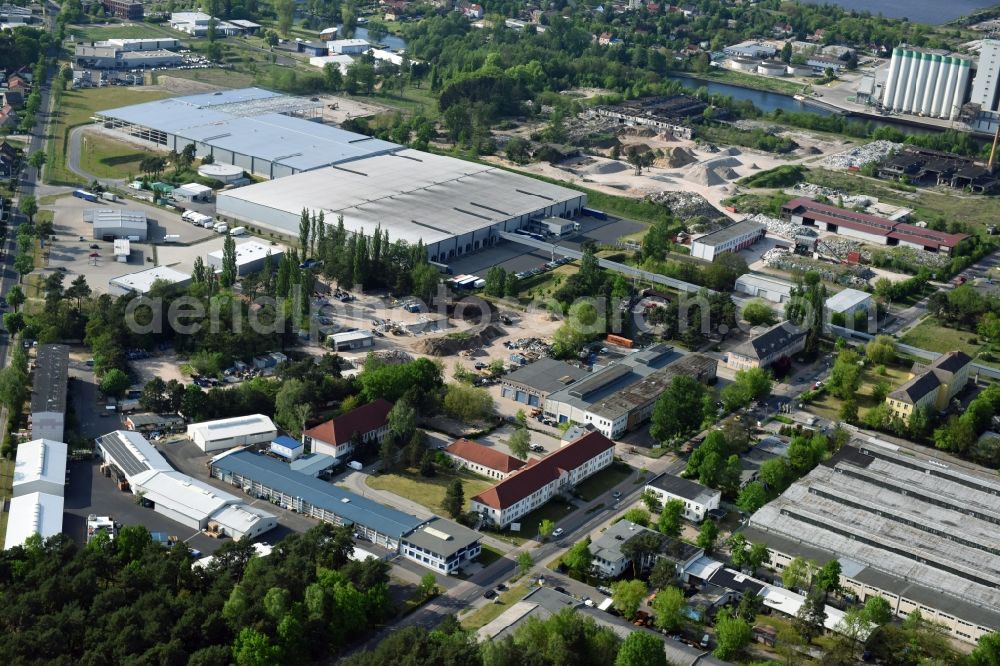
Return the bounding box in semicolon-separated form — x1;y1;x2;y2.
486;499;578;545
901;317;984;357
459;579;533;631
478;544;505;568
807;363;912;422
78;133;147;180
365;470;494;515
574;462;633;502
45;87;174;186
68;22;187;41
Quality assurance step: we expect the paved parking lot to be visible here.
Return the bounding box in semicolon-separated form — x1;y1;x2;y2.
44;195;217;291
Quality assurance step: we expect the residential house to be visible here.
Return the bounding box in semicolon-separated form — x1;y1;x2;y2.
471;431;615;528
725;321;807;371
303;398;393;459
446;438;526;480
0;103;17;128
463;3;483;19
645;473;721;522
887;351;973;421
0;140;18;178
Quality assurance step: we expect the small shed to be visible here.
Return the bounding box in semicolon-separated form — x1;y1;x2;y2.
270;435;304;461
290;453;338;477
328;329;374;351
173;182;213;203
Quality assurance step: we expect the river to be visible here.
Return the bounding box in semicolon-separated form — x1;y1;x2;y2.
339;25;408;52
797;0;996;24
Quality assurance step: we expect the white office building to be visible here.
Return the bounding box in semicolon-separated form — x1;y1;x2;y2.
691;220;766;262
645;474;721;523
186;414;278;453
399;517;482;574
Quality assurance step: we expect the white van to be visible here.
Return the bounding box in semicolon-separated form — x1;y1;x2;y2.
213;223;228;234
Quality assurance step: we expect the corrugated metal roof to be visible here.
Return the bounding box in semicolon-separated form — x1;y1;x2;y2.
212;451;424;537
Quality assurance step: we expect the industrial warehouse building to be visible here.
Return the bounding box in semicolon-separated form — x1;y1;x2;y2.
30;344;68;442
109;266;192;296
542;346;717;439
186;414;278;453
96;88;399;179
210;450;424;549
216;148;586;263
95;430;276;540
500;357;590;408
85;208;148;241
735;273;795;303
5;439;68;550
825;288;873;329
207;241;283;276
690;220;766;262
781;197;969;254
744;441;1000;643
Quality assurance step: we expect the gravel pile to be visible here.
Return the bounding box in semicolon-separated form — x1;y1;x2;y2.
647;191;730;224
822;140;902;169
747;213;811;239
792;182;873;208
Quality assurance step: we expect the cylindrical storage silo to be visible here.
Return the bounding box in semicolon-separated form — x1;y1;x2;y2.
950;58;972;119
882;47;903;110
930;56;952;117
892;50;913;111
920;55;942;116
940;57;960;119
904;52;925;113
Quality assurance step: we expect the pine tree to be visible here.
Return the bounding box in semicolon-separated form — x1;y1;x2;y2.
443;478;464;518
192;256;207;284
220;235;237;287
276;254;291;298
298;207;310;256
261;251;274;296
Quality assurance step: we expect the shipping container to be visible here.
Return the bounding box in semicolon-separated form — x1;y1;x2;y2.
100;192;119;202
73;189;98;202
582;207;607;220
229;226;246;236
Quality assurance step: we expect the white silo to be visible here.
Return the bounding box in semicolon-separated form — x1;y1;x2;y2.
881;47;903;110
920;54;942;116
949;58;972;119
930;56;952;117
892;49;913;111
941;57;961;119
904;52;926;113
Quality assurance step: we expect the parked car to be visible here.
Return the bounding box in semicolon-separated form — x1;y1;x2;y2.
483;590;497;599
552;527;564;537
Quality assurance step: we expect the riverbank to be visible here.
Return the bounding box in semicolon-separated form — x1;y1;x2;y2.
670;71;839;116
670;69;808;98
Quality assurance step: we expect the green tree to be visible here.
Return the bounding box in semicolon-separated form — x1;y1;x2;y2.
611;579;648;620
14;252;34;283
746;542;770;571
650;376;708;444
865;335;896;365
418;573;437;599
379;437;395;474
615;631;666;666
18;195;37;223
697;519;718;553
657;499;684;537
6;284;25;311
27;151;46;171
781;556;811;591
220;234;238;288
641;490;661;513
274;0;294;36
862;596;893;626
99;368;130;398
274;379;310;436
538;519;556;541
387;399;417;441
2;311;25;336
443;478;464;518
517;551;533;576
840;397;858;423
741;299;776;326
816;560;842;599
829;349;863;399
622;507;651;527
722;367;773;411
508;426;530;460
563;538;594;578
651;586;685;632
794;588;828;644
737;481;768;513
442;383;493;421
233;627;283;666
736;592;763;623
713;609;752;660
968;632;1000;666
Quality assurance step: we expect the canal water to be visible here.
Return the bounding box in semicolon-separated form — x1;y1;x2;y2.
797;0;995;24
339;25;408;52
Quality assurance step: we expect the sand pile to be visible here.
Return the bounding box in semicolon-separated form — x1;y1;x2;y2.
686;164;726;186
586;160;628;175
705;156;742;169
413;324;507;356
722;147;742;156
715;166;740;180
656;147;697;168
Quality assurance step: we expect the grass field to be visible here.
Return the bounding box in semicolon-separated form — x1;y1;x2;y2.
478;544;505;568
901;317;983;357
365;470;494;515
574;462;632;502
68;22;186;41
78;134;147;180
486;499;578;546
459;579;534;630
807;363;912;422
678;69;809;97
45;87;174;186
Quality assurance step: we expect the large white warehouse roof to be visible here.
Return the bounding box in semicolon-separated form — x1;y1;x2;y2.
187;414;277;443
12;439;67;497
216;149;585;245
5;491;64;549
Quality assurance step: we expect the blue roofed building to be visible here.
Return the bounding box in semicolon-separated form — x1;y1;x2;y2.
289;453;338;477
210;450;424;549
270;435;304;461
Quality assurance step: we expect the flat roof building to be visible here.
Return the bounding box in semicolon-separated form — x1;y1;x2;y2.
500;357;590;408
109;266;192;296
85;208;148;241
210;449;424;549
207;240;283;277
216;148;586;263
399;517;482;574
746;441;1000;643
124;412;186;433
96;88;399;179
590;519;703;578
691;220;766;262
31;344;68;442
825;288;873;314
4;491;63;550
186;414;277;453
12;438;68;498
328;329;374;351
735;273;794;303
